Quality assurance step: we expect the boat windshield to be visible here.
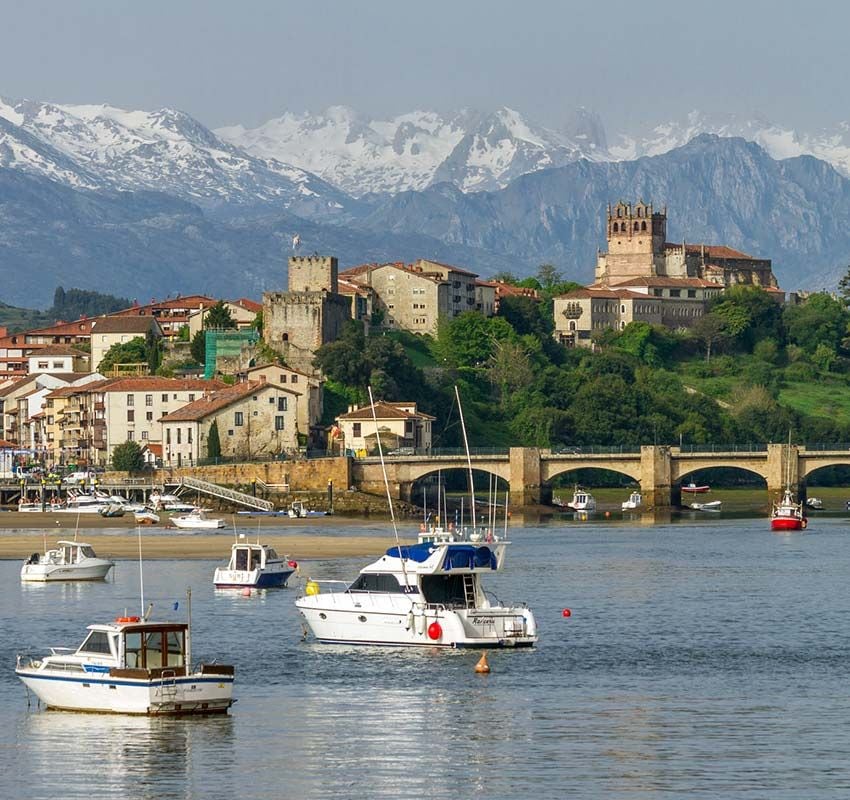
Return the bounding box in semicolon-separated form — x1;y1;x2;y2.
78;630;114;656
348;573;407;593
79;546;96;558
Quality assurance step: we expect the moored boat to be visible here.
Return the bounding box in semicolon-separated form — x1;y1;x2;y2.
691;500;722;512
805;497;823;510
771;488;806;531
213;540;297;589
296;527;536;648
621;491;642;510
134;509;160;525
682;482;711;493
21;540;114;582
170;508;226;529
566;487;596;513
15;614;235;715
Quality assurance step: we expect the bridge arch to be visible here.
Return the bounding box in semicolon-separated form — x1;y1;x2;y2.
543;461;641;484
801;456;850;480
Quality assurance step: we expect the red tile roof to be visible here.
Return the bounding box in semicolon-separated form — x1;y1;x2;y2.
229;298;262;313
665;242;761;260
608;277;721;289
160;381;267;422
337;401;435;421
90;316;162;335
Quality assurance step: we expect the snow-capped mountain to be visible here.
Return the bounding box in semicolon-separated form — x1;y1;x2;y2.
0;96;353;216
611;111;850;178
217;106;606;195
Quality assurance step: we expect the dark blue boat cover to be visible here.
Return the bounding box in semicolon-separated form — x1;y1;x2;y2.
385;543;435;562
442;545;497;570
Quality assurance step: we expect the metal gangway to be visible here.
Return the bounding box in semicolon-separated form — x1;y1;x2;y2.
171;475;275;512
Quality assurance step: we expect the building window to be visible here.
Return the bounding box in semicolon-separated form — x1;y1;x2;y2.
291;375;298;384
279;374;287;383
189;394;195;402
177;429;181;444
687;290;696;298
278;397;287;412
127;430;134;440
145;394;153;406
187;428;192;444
234;412;244;426
641;221;647;231
37;361;48;369
127;410;135;422
162;394;168;402
353;422;361;437
166;429;171;444
670;289;681;298
145;411;152;421
141;430;148;440
52;361;63;369
227;429;233;436
275;416;285;431
127;395;134;406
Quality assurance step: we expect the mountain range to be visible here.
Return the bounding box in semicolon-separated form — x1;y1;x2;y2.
2;95;850;308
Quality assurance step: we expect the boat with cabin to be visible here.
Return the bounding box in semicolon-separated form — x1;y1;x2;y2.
621;491;642;510
15;614;235;715
682;482;711;494
170;508;226;529
296;526;537;648
771;487;806;531
566;487;596;513
21;540;115;582
214;539;297;589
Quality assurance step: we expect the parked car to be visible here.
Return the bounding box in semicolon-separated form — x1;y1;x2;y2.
62;470;98;485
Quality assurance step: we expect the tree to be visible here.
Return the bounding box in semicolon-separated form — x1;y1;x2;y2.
190;330;206;364
838;266;850;306
112;440;144;472
207;420;222;459
710;286;783;351
97;336;148;373
691;313;728;362
785;293;850;354
204;301;237;330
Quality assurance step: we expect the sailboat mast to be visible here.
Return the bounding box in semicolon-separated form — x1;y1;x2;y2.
455;385;477;532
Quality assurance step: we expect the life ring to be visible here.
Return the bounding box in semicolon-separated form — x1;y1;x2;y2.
115;616;141;623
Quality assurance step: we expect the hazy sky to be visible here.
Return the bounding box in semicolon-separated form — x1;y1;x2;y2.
1;0;845;134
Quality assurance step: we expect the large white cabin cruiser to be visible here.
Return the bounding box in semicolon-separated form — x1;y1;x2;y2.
21;540;114;582
296;530;537;648
16;616;235;715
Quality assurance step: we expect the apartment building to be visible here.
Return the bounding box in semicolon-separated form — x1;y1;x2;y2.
335;401;434;455
244;363;323;444
160;380;299;466
89;316;164;372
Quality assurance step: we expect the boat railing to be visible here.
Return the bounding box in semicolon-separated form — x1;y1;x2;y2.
48;647;75;655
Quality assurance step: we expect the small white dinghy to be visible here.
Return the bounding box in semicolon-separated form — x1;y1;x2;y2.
170;508;226;529
21;540;114;582
690;500;722;512
15;612;235;715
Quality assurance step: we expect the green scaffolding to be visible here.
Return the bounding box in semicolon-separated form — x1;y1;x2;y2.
204;329;259;379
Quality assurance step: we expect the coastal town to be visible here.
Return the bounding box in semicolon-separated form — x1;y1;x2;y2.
0;202;790;481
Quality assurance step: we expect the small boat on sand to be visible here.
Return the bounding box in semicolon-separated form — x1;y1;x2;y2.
682;482;710;494
690;500;722;512
566;487;596;513
621;491;642;510
170;508;226;529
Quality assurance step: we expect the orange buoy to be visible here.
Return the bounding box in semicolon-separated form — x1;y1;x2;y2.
474;653;491;674
241;587;252;597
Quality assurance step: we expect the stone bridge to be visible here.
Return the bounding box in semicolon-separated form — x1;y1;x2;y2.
351;445;850;508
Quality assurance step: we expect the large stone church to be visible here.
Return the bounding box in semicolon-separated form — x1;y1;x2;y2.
553;201;782;348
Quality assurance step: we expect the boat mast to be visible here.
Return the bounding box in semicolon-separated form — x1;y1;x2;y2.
455;385;476;533
367;386;409;586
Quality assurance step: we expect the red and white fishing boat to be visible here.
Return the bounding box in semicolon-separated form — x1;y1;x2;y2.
682;482;710;494
770;487;806;531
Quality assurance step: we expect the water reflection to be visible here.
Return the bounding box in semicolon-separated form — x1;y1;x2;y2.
13;709;234;800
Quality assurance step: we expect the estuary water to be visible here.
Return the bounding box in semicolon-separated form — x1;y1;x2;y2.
2;517;850;798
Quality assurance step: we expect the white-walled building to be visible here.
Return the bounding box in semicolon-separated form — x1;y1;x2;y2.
335;401;434;455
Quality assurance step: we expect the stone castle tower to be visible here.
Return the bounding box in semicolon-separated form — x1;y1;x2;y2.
262;255;350;375
596;201;667;283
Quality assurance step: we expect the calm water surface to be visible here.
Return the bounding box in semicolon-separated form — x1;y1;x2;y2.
2;517;850;798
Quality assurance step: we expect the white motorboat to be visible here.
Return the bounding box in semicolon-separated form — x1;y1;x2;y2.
99;502;126;518
288;500;326;518
621;491;642;510
566;487;596;513
170;508;226;529
134;509;160;525
21;540;114;582
690;500;722;512
15;614;235;715
805;497;824;510
214;540;297;589
149;492;196;512
296;527;537;648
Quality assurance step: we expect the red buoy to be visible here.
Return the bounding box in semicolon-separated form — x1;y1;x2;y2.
287;560;298;568
562;608;572;618
427;621;442;640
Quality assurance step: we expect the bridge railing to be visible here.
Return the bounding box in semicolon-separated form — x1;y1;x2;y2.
676;444;768;453
547;445;641;455
799;443;850;452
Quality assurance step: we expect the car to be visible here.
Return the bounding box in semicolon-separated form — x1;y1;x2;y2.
62;470;98;485
388;447;416;456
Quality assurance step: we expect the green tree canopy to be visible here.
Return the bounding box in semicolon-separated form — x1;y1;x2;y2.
207;420;222;459
710;286;783;351
204;301;237;330
190;330;206;364
784;293;850;354
112;440;144;472
97;336;147;373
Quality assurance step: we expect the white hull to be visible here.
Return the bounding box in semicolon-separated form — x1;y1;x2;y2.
16;669;234;715
170;516;226;529
297;595;536;648
21;562;113;582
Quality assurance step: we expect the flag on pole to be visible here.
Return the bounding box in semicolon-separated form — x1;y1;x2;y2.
292;233;301;252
